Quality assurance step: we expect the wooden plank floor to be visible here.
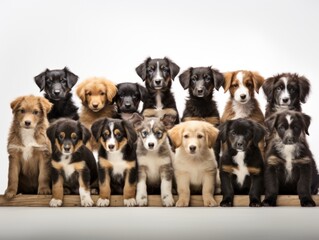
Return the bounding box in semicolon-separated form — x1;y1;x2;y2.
1;195;319;207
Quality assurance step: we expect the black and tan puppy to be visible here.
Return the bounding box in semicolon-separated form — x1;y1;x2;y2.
179;67;224;126
47;119;98;207
218;119;265;207
91;118;138;207
262;73;310;118
114;82;148;120
34;67;79;122
136;57;180;126
262;110;319;207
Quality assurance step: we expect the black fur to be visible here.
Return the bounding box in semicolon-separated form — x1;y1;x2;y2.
34;67;79;122
263;110;318;207
218;119;265;207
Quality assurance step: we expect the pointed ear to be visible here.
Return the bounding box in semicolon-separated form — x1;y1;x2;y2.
136;83;148;102
262;77;276;102
39;97;53;114
91;118;107;141
265;114;278;134
78;122;91;144
165;57;180;80
10;96;25;113
301;113;311;135
128;113;144;129
251;71;265;93
252;122;266;146
298;75;310;103
204;124;219;148
46;122;58;146
105;79;117;103
223;72;233;93
218;121;230;143
161;114;176;130
212;68;224;91
167;124;183;148
76;81;86;103
34;69;49;91
136;57;151;81
179;68;192;90
123;120;137;145
64;67;78;89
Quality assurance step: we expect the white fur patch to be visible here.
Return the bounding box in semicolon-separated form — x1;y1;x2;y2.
154;61;162;81
79;187;94;207
282;144;295;179
232;100;254;119
234;71;250;104
20;128;41;160
144;131;158;151
108;151;127;177
286;114;292;124
279;77;291;105
232;152;249;187
60;155;75;179
49;198;63;207
161;178;174;207
136;180;148;206
108;122;115;147
96;198;110;207
124;198;137;207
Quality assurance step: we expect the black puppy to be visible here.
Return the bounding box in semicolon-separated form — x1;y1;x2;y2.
136;57;180;126
218;118;265;207
263;110;319;207
46;119;98;207
34;67;79;122
262;73;310;118
114;82;148;120
179;67;224;127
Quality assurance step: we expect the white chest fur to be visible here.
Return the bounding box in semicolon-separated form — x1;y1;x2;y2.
20;128;41;160
282;145;295;178
60;155;75;179
232;152;249;187
108;151;127;177
232;100;253;119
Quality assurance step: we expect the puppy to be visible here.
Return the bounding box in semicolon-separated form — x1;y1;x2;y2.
114;82;148;120
262;110;319;207
5;95;52;199
91;118;138;207
132;115;175;207
218;119;265;207
34;67;79;122
179;67;224;126
136;57;180;125
168;121;219;207
46;119;98;207
262;73;310;118
76;77;117;149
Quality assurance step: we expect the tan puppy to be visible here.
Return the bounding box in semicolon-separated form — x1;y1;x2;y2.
5;95;52;199
168;121;219;207
76;77;117;150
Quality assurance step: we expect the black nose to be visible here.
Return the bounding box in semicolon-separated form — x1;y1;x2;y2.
282;98;289;103
64;146;71;152
240;94;246;100
108;144;115;150
148;143;155;148
92;104;98;108
198;89;203;94
125;103;131;108
155;80;161;85
189;145;196;152
237;142;243;148
54;90;61;96
24;121;31;126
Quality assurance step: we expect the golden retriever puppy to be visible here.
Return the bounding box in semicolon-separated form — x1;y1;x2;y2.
76;77;117;150
168;121;219;207
5;95;52;199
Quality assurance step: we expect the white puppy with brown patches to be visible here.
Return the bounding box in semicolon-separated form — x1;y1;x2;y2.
135;117;175;207
168;121;219;207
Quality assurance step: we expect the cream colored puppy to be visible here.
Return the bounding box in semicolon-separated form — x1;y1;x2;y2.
168;121;219;207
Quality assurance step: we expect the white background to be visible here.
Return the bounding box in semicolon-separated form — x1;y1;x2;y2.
1;0;319;239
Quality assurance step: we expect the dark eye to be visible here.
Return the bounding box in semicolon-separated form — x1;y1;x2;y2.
276;86;282;92
47;79;52;86
86;92;92;96
246;82;253;88
183;134;189;139
61;79;67;85
141;131;148;138
20;109;25;114
293;126;299;132
191;76;197;82
231;131;236;136
279;126;285;131
71;135;77;141
100;92;105;96
163;67;169;73
290;88;296;93
33;110;39;115
197;134;203;139
232;84;239;88
59;134;64;140
148;69;153;74
204;75;211;82
102;132;109;139
156;131;163;138
115;132;122;139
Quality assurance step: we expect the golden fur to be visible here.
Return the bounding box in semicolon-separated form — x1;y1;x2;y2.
76;77;117;150
168;121;219;207
5;95;52;199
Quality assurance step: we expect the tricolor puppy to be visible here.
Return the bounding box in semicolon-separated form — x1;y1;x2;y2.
179;66;224;126
34;67;79;122
262;73;310;118
91;118;138;207
136;57;180;126
263;110;319;207
168;121;219;207
47;119;98;207
5;95;52;199
133;115;175;207
218;119;265;207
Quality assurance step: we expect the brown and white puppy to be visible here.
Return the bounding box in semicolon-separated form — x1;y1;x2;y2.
5;95;52;199
168;121;219;207
133;115;175;207
76;77;117;150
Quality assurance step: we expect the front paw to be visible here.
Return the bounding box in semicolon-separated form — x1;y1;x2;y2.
124;198;137;207
220;200;233;207
249;199;261;207
4;189;16;199
96;198;110;207
203;196;218;207
38;187;51;195
81;196;94;207
136;194;148;206
262;198;276;207
162;194;175;207
49;198;63;207
300;197;316;207
176;198;189;207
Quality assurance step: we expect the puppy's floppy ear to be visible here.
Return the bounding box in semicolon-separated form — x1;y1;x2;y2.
297;75;310;103
265;114;278;134
167;124;183;149
251;71;265;93
136;57;151;81
223;72;233;93
78;121;91;144
128;113;144;129
218;121;230;143
10;96;25;113
34;69;49;91
91;118;107;141
164;57;180;80
300;113;311;135
46;121;58;146
136;83;148;102
39;97;53;114
161;114;176;130
179;68;192;90
211;67;224;91
122;120;138;145
252;122;266;146
64;67;78;89
104;79;118;103
76;80;86;103
262;76;276;102
204;124;219;148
